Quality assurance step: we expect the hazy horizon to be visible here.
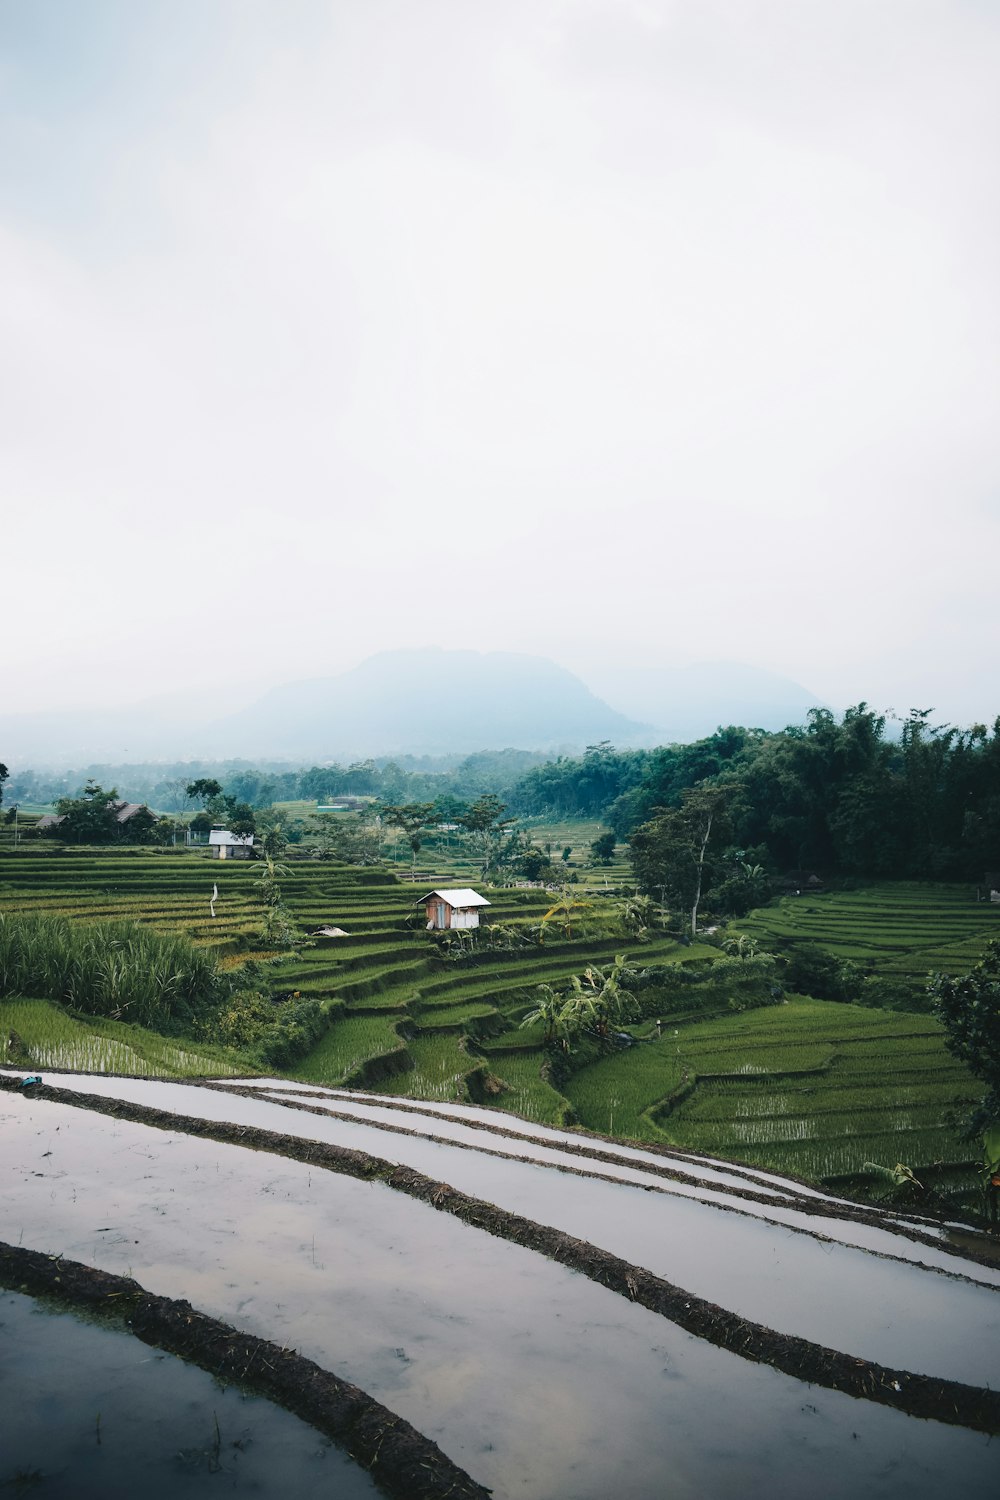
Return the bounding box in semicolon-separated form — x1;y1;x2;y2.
3;2;998;726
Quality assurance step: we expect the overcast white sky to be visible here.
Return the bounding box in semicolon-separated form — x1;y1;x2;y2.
2;0;998;724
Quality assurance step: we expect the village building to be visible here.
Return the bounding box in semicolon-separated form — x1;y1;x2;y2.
415;888;490;931
208;829;255;860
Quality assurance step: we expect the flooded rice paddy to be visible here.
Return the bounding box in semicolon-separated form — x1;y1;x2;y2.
2;1070;999;1498
1;1291;378;1498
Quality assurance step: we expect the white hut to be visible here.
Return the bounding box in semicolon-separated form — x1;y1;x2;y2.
415;888;490;931
208;829;255;861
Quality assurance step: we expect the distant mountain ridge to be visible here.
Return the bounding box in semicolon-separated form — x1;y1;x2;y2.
0;649;824;766
209;649;649;758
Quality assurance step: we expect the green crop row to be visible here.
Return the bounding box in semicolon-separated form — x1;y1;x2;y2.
1;997;248;1077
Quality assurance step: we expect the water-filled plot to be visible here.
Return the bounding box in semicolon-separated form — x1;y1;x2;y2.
3;1084;998;1498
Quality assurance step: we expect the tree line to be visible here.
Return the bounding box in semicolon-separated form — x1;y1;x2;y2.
512;709;1000;884
2;749;545;813
7;704;999;886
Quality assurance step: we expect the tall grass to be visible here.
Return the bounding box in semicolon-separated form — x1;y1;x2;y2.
0;912;225;1029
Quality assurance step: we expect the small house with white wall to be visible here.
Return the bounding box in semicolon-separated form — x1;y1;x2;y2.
415;888;490;931
209;829;255;861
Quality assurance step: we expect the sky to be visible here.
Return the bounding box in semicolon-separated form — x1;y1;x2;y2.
2;0;998;726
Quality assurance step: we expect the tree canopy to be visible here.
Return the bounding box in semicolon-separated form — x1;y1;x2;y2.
929;940;1000;1133
51;782;160;845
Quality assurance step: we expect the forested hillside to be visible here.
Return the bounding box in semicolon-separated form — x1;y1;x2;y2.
511;707;1000;883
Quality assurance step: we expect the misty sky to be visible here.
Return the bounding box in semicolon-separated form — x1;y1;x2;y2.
2;0;998;724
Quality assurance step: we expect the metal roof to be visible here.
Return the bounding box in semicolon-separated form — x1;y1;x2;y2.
113;802;148;822
208;829;255;847
414;888;490;908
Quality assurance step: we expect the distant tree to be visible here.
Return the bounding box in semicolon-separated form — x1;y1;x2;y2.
929;940;1000;1134
308;812;382;865
381;802;439;871
591;832;616;865
629;785;728;937
51;782;156;845
517;845;554;882
459;795;517;880
228;803;257;842
784;943;863;1003
0;763;8;809
227;770;278;808
155;778;192;813
185;778;223;806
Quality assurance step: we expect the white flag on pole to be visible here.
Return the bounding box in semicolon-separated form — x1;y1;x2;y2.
210;883;218;918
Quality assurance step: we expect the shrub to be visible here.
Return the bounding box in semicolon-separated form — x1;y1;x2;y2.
783;943;863;1003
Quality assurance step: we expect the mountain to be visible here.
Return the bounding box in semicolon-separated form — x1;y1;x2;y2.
0;651;824;768
208;649;649;758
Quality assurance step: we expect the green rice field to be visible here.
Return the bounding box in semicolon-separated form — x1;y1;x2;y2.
740;881;1000;983
0;996;247;1076
0;845;991;1203
562;997;979;1200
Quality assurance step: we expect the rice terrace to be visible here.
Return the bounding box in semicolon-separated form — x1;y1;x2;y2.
7;1;1000;1491
3;737;1000;1499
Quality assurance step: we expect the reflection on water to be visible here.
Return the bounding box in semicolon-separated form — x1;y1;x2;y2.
3;1094;1000;1499
0;1292;379;1499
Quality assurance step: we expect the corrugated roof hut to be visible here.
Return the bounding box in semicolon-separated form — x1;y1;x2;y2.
415;888;490;931
208;829;255;860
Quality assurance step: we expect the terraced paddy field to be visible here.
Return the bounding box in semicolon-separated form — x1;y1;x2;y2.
0;848;700;1100
3;1070;999;1498
0;850;989;1205
741;881;1000;984
563;998;980;1202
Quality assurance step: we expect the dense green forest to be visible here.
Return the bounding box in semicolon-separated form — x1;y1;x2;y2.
514;708;1000;883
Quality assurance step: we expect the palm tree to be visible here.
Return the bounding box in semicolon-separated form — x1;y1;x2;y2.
722;933;760;958
579;955;639;1045
540;889;595;942
617;894;657;940
521;984;572;1049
